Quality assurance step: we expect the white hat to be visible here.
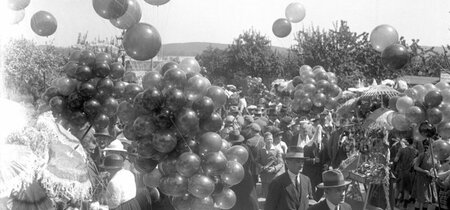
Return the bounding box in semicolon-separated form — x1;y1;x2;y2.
103;139;127;152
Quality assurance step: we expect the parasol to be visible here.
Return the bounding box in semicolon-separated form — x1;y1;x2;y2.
362;107;394;130
336;97;360;117
360;84;400;99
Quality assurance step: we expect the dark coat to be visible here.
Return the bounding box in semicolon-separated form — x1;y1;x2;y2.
307;199;352;210
264;172;313;210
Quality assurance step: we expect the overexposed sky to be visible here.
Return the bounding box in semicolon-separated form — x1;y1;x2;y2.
1;0;450;48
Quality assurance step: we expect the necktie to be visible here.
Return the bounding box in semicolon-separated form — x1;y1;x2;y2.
335;205;339;210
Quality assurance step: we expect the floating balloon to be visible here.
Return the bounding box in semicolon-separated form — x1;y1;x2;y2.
432;140;450;161
30;11;57;37
391;113;411;131
213;188;236;210
152;130;178;153
185;75;211;101
142;71;162;90
202;152;227;176
176;152;201;177
381;44;409;70
388;96;399;111
188;174;215;199
427;108;443;125
110;0;141;30
175;108;199;135
180;58;201;75
436;81;450;91
198;132;223;156
272;18;292;38
396;96;414;113
7;0;30;10
438;122;450;139
206;86;227;109
225;145;248;165
190;196;214;210
405;106;426;124
424;90;443;108
92;0;128;19
144;0;170;6
418;121;436;138
159;173;188;197
221;161;245;186
123;23;161;61
285;2;306;23
370;24;399;52
412;85;428;103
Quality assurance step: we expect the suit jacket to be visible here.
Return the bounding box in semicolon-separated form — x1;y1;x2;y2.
307;199;352;210
265;172;313;210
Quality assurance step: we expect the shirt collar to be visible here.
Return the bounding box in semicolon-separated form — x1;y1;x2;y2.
326;199;338;210
287;169;297;185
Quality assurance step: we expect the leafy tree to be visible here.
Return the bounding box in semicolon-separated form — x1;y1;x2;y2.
196;46;229;85
4;38;66;104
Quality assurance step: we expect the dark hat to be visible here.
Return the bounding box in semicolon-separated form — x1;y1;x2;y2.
229;106;239;113
254;107;264;115
281;116;293;124
272;128;284;136
285;146;308;159
94;127;115;140
248;123;261;132
317;169;351;188
243;115;254;123
228;130;244;143
100;153;124;170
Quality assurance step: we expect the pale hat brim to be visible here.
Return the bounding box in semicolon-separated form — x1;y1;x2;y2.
316;180;351;189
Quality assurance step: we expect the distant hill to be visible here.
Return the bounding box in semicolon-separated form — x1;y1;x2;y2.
159;42;289;57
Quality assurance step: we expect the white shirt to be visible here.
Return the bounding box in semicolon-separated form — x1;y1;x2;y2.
326;199;340;210
287;169;299;186
103;169;136;209
273;141;287;154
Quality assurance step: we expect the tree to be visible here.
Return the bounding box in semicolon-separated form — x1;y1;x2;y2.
196;46;229;85
4;38;66;104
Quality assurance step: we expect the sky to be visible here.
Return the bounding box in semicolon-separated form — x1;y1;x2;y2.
1;0;450;49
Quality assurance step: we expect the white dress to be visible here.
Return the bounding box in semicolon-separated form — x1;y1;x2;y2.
103;169;136;209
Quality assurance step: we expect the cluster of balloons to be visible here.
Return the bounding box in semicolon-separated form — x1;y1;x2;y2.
6;0;29;24
112;60;246;209
42;50;126;146
369;25;409;70
290;65;342;116
272;2;306;38
387;82;450;160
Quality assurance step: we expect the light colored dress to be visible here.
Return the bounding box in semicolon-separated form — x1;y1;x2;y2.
103;169;136;209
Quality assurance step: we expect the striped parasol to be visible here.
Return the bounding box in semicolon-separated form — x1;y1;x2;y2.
336;97;359;117
360;85;400;99
362;107;395;130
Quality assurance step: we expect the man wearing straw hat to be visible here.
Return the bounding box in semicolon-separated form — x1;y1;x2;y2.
265;146;314;210
307;169;352;210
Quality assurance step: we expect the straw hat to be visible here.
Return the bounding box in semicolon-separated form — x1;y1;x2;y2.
285;146;308;159
227;130;245;143
103;139;127;152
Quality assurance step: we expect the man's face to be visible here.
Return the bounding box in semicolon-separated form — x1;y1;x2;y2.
273;135;282;143
325;186;347;205
264;135;273;147
285;158;304;174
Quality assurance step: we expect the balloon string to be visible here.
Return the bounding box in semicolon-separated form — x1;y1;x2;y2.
169;118;193;153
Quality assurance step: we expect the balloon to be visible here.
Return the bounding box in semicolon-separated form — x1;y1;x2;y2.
192;96;215;119
110;62;125;79
164;68;187;88
7;0;30;10
303;83;316;94
123;23;161;61
418;121;436;138
55;77;78;96
439;103;450;121
97;78;115;95
176;152;201;177
225;145;249;165
206;86;227;109
221;161;245;186
391;113;411;131
299;65;312;74
300;69;314;81
198;132;223;156
172;194;194;210
213;188;236;210
8;9;25;24
165;88;187;111
436;81;450;91
158;155;178;176
78;50;96;67
152;130;178;153
325;97;339;110
404;88;419;100
202;152;227;176
190;196;214;210
160;61;178;75
298;97;313;112
285;2;306;23
424;90;443;108
442;89;450;103
133;115;156;137
327;84;341;98
123;83;143;101
412;85;428;103
405;106;426;124
432;140;450;161
424;83;439;93
175;108;200;135
272;18;292;38
370;24;399;52
30;11;57;37
312;92;327;107
200;112;223;132
427;107;443;125
113;81;127;98
123;71;138;83
159;173;188;197
110;0;141;30
381;44;409;70
93;62;111;78
92;0;128;19
101;97;119;117
180;58;201;75
75;65;94;82
135;156;159;173
388;96;399;111
188;174;215;199
396;96;414;113
186;76;211;101
438;122;450;139
84;99;102;119
143;167;162;188
142;71;163;90
142;87;163;111
49;96;66;113
144;0;170;6
303;77;316;85
95;52;113;65
220;139;231;153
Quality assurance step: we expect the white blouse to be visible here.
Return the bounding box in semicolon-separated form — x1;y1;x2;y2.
103;169;136;209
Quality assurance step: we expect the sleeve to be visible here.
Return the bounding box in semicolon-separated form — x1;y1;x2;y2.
307;178;313;199
264;180;280;210
103;181;121;209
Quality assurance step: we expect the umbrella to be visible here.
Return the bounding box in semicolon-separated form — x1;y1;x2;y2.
360;84;400;99
336;97;359;117
362;107;395;130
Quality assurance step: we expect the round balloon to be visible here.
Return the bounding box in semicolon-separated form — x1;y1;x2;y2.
144;0;170;6
123;23;161;61
285;2;306;23
110;0;141;30
92;0;128;19
7;0;30;10
396;96;414;113
432;140;450;161
206;86;227;109
213;188;236;210
381;44;409;70
221;161;245;186
188;174;215;199
272;18;292;38
370;24;399;52
30;11;57;37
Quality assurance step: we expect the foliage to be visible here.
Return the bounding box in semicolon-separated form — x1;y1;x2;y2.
4;38;66;104
196;46;229;84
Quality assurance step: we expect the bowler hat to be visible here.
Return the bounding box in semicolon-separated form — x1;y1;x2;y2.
100;153;124;170
317;169;351;188
228;130;244;143
94;127;115;140
285;146;308;159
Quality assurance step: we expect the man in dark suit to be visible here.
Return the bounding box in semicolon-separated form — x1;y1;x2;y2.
308;169;352;210
265;146;314;210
